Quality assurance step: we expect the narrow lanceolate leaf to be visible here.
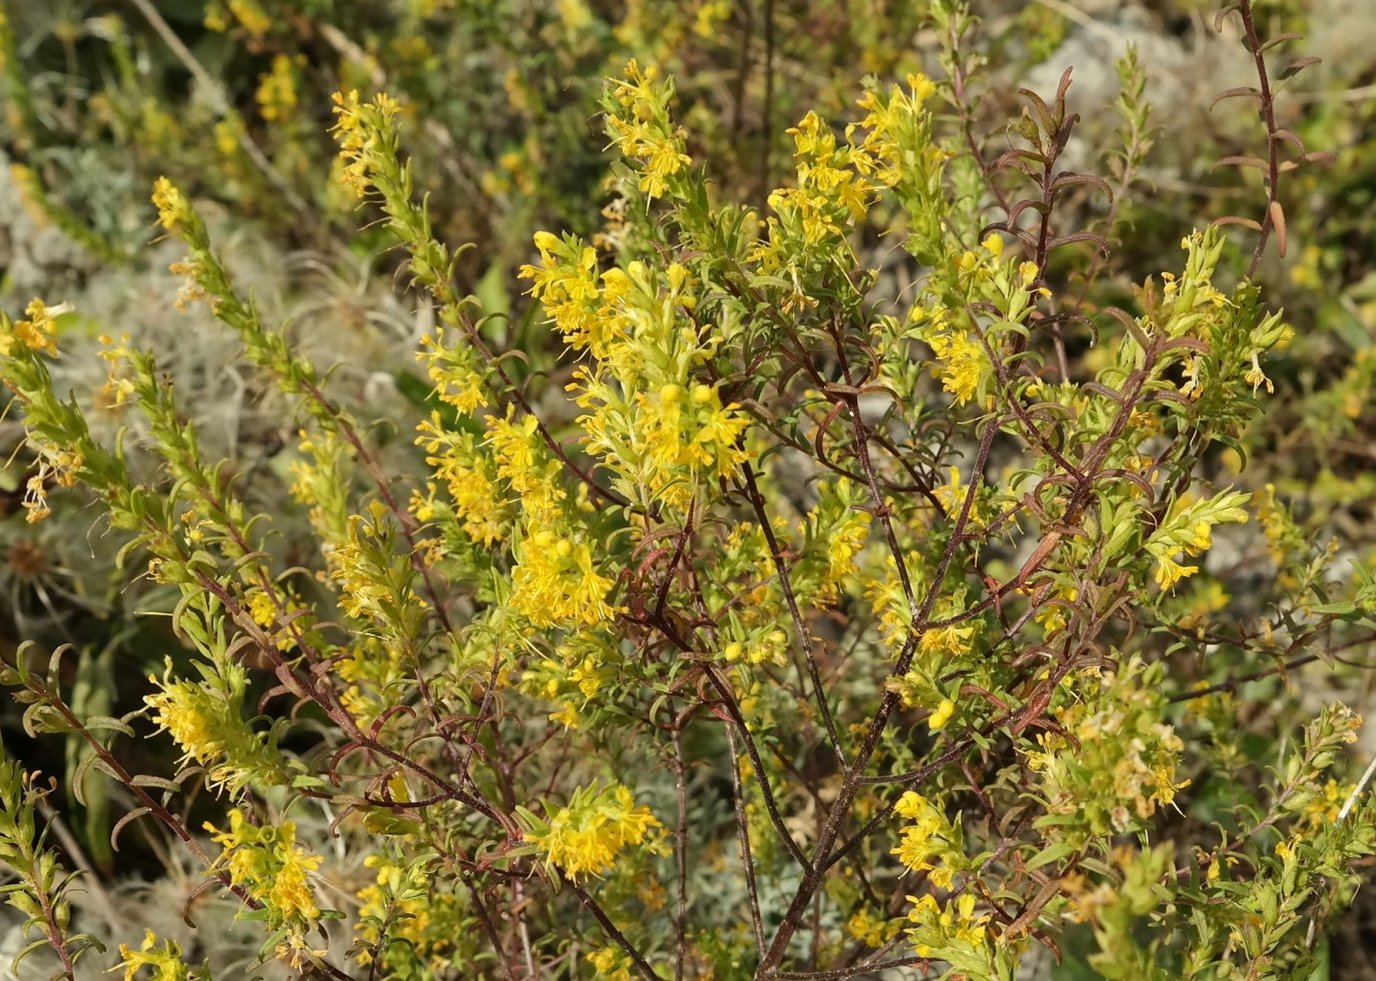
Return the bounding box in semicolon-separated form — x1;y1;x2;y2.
1258;31;1303;53
1211;85;1262;109
1269;200;1288;256
1214;3;1241;32
1279;56;1322;80
1213;155;1269;172
1212;216;1265;231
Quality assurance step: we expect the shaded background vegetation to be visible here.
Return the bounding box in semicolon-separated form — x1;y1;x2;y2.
0;0;1374;976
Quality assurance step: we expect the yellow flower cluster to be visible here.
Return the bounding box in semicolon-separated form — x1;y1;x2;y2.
821;506;872;602
146;675;220;767
518;630;620;727
919;618;976;661
510;527;618;628
773;111;873;244
466;405;624;624
855;73;937;187
520;231;630;358
333;514;391;620
722;629;788;667
417;330;487;414
606;60;692;199
1025;660;1189;837
931;465;994;529
115;930;190;981
751;105;886;277
1298;778;1349;834
905;892;991;958
4;298;63;357
527;781;662;879
845;907;902;949
205;809;323;963
355;854;465;974
151;176;189;231
256;54;300;123
891;791;965;889
586;945;635;981
330;90;402;199
917;314;986;407
335;635;406;725
863;552;922;647
1155;230;1230;340
0;300;85;526
204;0;272;37
521;243;750;513
617;380;749;510
1150;532;1208;590
1144;489;1249;591
486;411;566;522
245;584;308;652
144;659;276;792
414;416;511;545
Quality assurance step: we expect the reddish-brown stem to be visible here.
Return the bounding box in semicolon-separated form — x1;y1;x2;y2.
1233;0;1283;278
563;875;660;980
739;462;848;766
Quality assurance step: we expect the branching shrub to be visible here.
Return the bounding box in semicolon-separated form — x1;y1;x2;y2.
2;1;1376;980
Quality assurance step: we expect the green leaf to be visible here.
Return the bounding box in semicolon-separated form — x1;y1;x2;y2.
1026;840;1077;870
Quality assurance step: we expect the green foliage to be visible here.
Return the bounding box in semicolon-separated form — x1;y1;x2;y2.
0;750;104;978
0;1;1375;980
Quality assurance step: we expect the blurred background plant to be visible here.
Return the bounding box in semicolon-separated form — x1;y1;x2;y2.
0;0;1374;978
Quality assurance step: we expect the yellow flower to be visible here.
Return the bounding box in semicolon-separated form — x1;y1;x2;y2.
905;72;937;103
115;930;190;981
928;698;956;732
1152;553;1198;590
606;61;692;199
414;414;511;545
919;621;975;658
511;526;619;628
932;465;969;516
846;908;901;948
895;791;938;823
255;53;300;123
893;824;935;871
549;702;580;728
247;590;277;629
147;676;214;759
329;91;401;198
528;782;662;879
519;232;632;359
12;298;66;356
151;177;187;231
204;809;322;925
486;410;565;522
144;660;279;791
925;328;985;406
951;892;989;947
226;0;271;36
587;945;634;981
